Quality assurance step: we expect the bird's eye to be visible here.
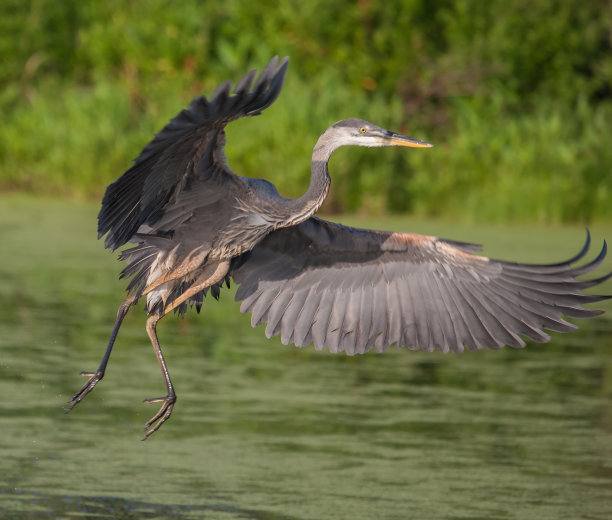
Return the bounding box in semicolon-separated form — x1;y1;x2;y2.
359;127;367;134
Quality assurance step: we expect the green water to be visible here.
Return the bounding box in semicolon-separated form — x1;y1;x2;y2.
1;194;611;519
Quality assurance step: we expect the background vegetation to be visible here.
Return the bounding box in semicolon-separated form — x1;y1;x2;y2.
1;0;611;222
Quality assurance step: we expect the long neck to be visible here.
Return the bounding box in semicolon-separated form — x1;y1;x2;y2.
276;129;335;227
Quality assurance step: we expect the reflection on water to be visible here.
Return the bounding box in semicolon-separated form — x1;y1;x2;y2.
3;489;292;520
1;196;611;520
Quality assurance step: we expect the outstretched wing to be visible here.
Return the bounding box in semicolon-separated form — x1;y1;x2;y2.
98;56;289;250
231;218;610;354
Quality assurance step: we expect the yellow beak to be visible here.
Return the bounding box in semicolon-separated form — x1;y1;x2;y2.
387;133;433;148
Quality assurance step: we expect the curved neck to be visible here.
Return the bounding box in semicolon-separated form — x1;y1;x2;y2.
277;128;336;228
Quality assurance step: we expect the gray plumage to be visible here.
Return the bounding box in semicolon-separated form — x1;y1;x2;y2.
232;219;608;354
67;56;611;438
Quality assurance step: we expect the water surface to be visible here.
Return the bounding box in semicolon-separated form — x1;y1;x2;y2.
1;195;611;519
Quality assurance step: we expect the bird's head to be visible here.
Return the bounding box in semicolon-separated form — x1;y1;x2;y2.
331;119;433;149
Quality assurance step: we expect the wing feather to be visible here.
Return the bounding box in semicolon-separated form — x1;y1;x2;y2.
461;281;526;347
327;291;349;353
281;289;311;346
384;282;403;351
265;290;294;339
411;272;435;351
437;276;481;352
98;56;289;250
231;218;610;354
293;288;320;347
398;277;419;350
251;287;281;328
311;291;335;350
426;272;459;353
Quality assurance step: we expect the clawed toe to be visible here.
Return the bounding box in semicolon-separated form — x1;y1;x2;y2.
142;394;176;439
65;370;105;412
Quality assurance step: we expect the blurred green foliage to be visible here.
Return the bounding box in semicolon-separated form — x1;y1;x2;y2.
1;0;611;222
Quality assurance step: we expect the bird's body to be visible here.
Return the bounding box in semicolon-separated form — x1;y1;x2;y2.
67;57;611;438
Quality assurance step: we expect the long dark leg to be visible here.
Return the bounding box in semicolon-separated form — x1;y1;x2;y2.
140;260;230;439
66;296;136;412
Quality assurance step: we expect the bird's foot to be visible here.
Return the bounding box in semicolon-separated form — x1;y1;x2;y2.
65;370;104;412
142;393;176;440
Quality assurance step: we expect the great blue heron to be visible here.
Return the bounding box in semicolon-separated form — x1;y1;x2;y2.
67;56;611;439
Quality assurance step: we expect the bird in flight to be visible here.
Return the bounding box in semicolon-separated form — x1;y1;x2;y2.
66;56;611;438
